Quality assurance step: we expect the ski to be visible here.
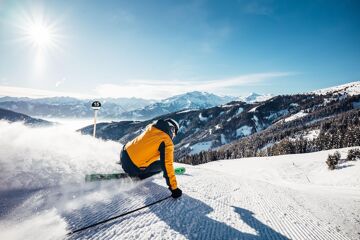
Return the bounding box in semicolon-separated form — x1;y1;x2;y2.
174;166;186;175
85;167;186;182
85;172;130;182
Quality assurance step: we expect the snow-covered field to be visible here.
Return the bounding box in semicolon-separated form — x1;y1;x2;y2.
0;121;359;240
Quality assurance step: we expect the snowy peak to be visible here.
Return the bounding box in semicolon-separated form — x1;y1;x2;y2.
165;91;235;107
119;91;237;120
239;92;275;103
312;81;360;96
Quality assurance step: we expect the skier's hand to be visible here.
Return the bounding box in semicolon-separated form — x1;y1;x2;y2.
170;188;182;199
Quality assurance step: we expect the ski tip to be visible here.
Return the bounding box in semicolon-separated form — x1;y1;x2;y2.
175;167;186;175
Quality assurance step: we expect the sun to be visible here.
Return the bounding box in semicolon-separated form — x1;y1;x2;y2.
24;21;57;50
26;22;53;48
14;7;64;73
15;7;61;51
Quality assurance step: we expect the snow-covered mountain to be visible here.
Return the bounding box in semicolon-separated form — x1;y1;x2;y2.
119;91;237;120
238;92;275;103
311;81;360;96
80;81;360;162
0;119;358;240
0;96;154;119
0;107;52;126
0;92;235;120
0;91;271;121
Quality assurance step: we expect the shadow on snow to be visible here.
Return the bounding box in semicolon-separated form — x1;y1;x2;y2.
64;180;288;239
145;184;289;240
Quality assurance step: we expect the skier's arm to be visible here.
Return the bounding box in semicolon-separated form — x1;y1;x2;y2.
159;141;177;190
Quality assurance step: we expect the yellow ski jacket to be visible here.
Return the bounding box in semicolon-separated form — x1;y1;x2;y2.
124;119;178;190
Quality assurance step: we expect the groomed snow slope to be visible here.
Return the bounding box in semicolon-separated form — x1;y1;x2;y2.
0;121;359;240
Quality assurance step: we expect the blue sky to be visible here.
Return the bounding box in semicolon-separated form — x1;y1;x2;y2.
0;0;359;99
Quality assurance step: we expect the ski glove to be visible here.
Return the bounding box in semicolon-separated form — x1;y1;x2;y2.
170;188;182;199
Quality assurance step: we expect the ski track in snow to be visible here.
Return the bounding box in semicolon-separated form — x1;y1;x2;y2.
1;165;356;240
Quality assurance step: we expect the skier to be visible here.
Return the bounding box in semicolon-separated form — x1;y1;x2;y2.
120;118;182;199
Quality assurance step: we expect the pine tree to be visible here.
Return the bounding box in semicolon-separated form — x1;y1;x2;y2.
347;148;360;161
326;151;341;170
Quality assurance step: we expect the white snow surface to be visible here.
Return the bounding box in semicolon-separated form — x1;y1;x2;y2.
236;107;244;116
236;125;253;137
198;113;208;122
176;109;199;114
189;141;213;155
289;129;320;142
303;129;320;141
248;106;258;112
0;121;359;240
284;110;308;122
220;134;227;144
252;115;263;131
239;93;275;103
312;81;360;96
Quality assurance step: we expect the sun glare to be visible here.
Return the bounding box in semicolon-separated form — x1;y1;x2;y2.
26;22;54;49
15;7;61;52
14;6;64;73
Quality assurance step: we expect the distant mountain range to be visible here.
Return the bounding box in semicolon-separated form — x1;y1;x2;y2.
0;107;52;126
0;91;262;120
79;81;360;163
118;91;237;120
0;96;154;119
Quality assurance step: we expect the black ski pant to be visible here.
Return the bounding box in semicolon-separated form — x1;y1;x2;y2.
120;147;162;179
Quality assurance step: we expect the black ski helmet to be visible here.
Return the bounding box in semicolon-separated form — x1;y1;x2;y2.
165;118;179;135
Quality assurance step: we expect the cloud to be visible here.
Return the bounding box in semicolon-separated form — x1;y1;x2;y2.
0;85;93;99
1;78;9;84
55;77;66;87
0;72;295;100
95;72;295;99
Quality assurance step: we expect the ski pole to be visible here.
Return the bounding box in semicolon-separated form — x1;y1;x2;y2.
67;195;171;236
